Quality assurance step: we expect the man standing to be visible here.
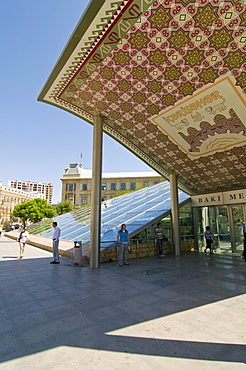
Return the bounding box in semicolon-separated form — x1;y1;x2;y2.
155;222;165;257
50;222;61;264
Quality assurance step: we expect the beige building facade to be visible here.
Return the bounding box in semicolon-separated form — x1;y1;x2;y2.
61;163;164;208
0;182;44;224
8;180;54;204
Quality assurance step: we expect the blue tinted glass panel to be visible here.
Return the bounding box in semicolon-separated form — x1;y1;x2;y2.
27;182;190;248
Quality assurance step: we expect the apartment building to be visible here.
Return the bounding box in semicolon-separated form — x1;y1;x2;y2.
0;182;45;224
8;180;53;204
61;163;164;208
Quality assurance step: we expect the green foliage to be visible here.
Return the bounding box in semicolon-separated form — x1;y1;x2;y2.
3;221;11;231
12;198;56;223
55;201;74;215
114;185;145;198
78;203;91;209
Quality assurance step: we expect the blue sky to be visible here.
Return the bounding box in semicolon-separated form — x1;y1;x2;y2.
0;1;155;203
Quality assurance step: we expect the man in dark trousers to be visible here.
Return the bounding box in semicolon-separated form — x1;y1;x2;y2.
155;222;165;257
50;222;61;264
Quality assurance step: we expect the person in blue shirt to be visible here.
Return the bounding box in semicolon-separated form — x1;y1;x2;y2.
117;223;130;266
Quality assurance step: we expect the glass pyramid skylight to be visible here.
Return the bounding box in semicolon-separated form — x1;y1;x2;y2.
27;181;189;248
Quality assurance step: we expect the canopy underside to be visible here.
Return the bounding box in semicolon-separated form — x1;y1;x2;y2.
38;0;246;195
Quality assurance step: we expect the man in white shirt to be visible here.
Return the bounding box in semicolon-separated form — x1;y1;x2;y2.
50;222;61;264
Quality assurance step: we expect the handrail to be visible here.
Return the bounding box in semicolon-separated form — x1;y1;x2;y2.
100;235;195;244
99;235;195;263
100;237;158;264
100;237;155;243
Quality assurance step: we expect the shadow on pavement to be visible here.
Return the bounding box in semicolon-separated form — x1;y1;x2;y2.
0;242;245;366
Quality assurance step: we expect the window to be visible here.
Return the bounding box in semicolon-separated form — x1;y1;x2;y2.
143;182;148;187
102;183;107;190
82;197;87;205
111;183;116;190
82;184;87;191
67;194;74;202
68;184;74;191
120;183;126;190
130;183;136;190
154;182;159;185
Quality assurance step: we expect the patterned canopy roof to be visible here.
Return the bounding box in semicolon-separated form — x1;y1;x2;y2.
38;0;246;195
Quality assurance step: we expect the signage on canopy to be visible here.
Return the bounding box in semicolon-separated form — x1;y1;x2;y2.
191;188;246;207
151;74;246;158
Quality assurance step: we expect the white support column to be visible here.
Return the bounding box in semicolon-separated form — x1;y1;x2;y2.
170;174;181;256
90;115;103;269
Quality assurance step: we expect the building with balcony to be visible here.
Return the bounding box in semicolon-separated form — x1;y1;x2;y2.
61;163;164;208
8;180;53;204
0;182;45;224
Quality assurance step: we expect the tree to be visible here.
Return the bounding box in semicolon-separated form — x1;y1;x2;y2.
12;198;56;223
55;201;74;215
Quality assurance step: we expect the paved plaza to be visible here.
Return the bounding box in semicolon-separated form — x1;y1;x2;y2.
0;235;245;369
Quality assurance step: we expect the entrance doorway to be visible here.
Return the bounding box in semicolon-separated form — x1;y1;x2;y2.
229;205;245;252
194;205;245;255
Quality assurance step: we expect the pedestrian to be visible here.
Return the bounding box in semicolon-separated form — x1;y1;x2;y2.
155;222;165;257
0;225;2;237
50;221;61;264
18;227;30;259
117;223;130;266
242;232;246;262
204;226;214;254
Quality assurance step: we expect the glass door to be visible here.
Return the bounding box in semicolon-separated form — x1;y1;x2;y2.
217;206;231;254
230;205;245;252
194;206;231;254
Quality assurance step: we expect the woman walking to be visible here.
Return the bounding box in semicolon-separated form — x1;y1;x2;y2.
117;224;130;266
18;227;30;259
204;226;214;254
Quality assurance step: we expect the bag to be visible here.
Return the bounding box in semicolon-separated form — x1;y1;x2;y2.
211;242;215;250
128;248;133;254
17;232;22;243
115;241;120;247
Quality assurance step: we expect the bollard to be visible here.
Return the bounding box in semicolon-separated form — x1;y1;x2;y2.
74;241;82;266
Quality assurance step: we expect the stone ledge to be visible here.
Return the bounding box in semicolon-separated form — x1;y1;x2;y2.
4;232;194;264
5;231;75;259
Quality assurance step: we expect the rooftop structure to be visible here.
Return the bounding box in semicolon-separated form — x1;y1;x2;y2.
61;163;164;207
64;162;164;179
38;0;246;267
38;0;246;196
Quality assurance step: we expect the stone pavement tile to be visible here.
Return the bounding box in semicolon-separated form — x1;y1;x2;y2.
0;317;13;336
8;312;50;334
1;349;245;370
0;236;246;369
224;272;246;281
0;339;26;363
3;301;43;319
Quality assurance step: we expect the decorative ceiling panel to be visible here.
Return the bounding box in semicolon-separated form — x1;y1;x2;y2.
39;0;246;195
